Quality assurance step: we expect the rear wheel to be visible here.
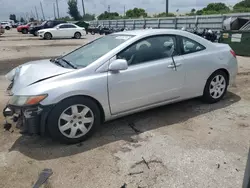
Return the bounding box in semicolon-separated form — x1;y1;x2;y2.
5;26;10;30
91;31;95;35
47;96;101;144
44;32;52;40
74;32;81;39
22;28;28;34
202;70;228;103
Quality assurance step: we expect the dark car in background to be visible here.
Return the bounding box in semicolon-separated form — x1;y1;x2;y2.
29;20;67;36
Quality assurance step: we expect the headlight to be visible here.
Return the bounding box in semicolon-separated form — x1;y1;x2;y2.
9;94;48;106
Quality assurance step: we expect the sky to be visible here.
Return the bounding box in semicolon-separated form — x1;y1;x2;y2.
0;0;240;20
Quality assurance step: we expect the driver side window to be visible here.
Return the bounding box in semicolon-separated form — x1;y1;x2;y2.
117;35;177;66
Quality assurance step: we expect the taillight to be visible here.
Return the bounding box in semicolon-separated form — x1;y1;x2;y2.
230;50;236;58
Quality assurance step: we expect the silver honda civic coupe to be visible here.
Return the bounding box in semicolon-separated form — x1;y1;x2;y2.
3;29;238;144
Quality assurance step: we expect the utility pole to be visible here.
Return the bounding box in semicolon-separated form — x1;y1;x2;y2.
56;0;60;18
53;3;56;19
166;0;169;14
108;5;110;13
124;5;126;16
35;6;39;20
40;1;45;20
81;0;86;16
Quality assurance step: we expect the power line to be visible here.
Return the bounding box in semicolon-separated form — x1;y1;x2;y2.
35;6;39;20
56;0;60;18
166;0;169;14
40;1;45;20
53;3;56;19
81;0;86;16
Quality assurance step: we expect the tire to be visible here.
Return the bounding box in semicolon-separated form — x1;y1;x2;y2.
34;31;38;36
202;70;228;103
74;32;81;39
47;96;101;144
5;26;10;30
44;32;52;40
91;31;95;35
22;29;28;34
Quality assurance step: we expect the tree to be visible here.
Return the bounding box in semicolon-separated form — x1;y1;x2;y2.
20;17;25;23
234;0;250;10
203;3;230;12
82;13;95;21
67;0;81;20
191;8;196;13
29;18;35;22
126;8;147;18
154;12;175;17
97;11;119;20
9;14;17;23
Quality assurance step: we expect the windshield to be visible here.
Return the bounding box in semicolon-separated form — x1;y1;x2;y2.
40;21;47;26
63;34;134;68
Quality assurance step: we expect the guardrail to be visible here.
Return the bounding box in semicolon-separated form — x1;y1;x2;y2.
90;13;250;31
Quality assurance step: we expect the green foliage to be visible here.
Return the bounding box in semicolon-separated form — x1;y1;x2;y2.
9;14;17;23
56;16;74;21
191;8;196;13
97;11;120;20
126;8;147;18
20;17;25;23
82;13;95;21
234;0;250;10
203;3;230;12
67;0;81;20
153;12;175;17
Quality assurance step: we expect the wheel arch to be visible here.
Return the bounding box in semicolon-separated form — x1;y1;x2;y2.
211;68;230;84
42;94;105;135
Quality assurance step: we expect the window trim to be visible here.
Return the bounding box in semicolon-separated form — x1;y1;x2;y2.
178;36;206;55
116;34;180;66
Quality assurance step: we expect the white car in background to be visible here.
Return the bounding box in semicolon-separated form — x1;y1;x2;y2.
38;23;86;40
0;21;12;30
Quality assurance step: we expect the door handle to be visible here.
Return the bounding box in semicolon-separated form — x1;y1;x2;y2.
168;63;182;68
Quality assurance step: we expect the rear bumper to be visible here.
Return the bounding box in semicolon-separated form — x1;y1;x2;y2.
3;104;53;135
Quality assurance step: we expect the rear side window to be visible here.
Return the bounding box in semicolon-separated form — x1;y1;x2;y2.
180;37;205;55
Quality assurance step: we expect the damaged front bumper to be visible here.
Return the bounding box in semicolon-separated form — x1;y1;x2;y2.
3;104;53;135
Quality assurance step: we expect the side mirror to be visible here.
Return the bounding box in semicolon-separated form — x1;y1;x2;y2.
109;59;128;72
56;26;59;30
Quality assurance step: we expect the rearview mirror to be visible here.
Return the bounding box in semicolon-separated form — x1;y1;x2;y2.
109;59;128;72
56;26;59;30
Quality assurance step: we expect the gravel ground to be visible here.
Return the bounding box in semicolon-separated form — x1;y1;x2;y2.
0;30;249;188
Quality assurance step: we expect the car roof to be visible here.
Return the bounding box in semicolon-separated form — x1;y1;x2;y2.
115;29;192;36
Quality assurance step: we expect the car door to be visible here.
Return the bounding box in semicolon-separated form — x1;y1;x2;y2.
66;24;78;37
177;36;213;97
108;35;186;115
56;24;68;38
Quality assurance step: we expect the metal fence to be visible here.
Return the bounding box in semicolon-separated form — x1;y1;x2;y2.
89;13;250;31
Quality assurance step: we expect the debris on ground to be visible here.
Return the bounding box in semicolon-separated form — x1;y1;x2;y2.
142;157;150;169
32;168;53;188
120;183;127;188
128;122;141;134
3;122;12;131
217;164;220;169
128;171;144;176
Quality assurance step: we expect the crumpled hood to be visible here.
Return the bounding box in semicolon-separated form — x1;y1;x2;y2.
7;59;74;94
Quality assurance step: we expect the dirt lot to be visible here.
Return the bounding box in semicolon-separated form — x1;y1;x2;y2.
0;30;249;188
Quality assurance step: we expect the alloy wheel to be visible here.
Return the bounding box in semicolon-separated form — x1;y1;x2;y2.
58;104;94;139
209;75;226;99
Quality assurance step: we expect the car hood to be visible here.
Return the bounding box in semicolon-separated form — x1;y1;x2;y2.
6;59;74;94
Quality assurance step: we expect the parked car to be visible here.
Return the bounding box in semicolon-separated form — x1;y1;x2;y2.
0;24;5;35
38;23;86;40
0;21;12;30
3;29;238;144
29;20;67;36
17;23;32;34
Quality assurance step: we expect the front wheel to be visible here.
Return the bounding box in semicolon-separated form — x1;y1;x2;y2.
44;32;52;40
202;70;228;103
22;29;28;34
5;26;10;30
74;32;81;39
47;97;101;144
